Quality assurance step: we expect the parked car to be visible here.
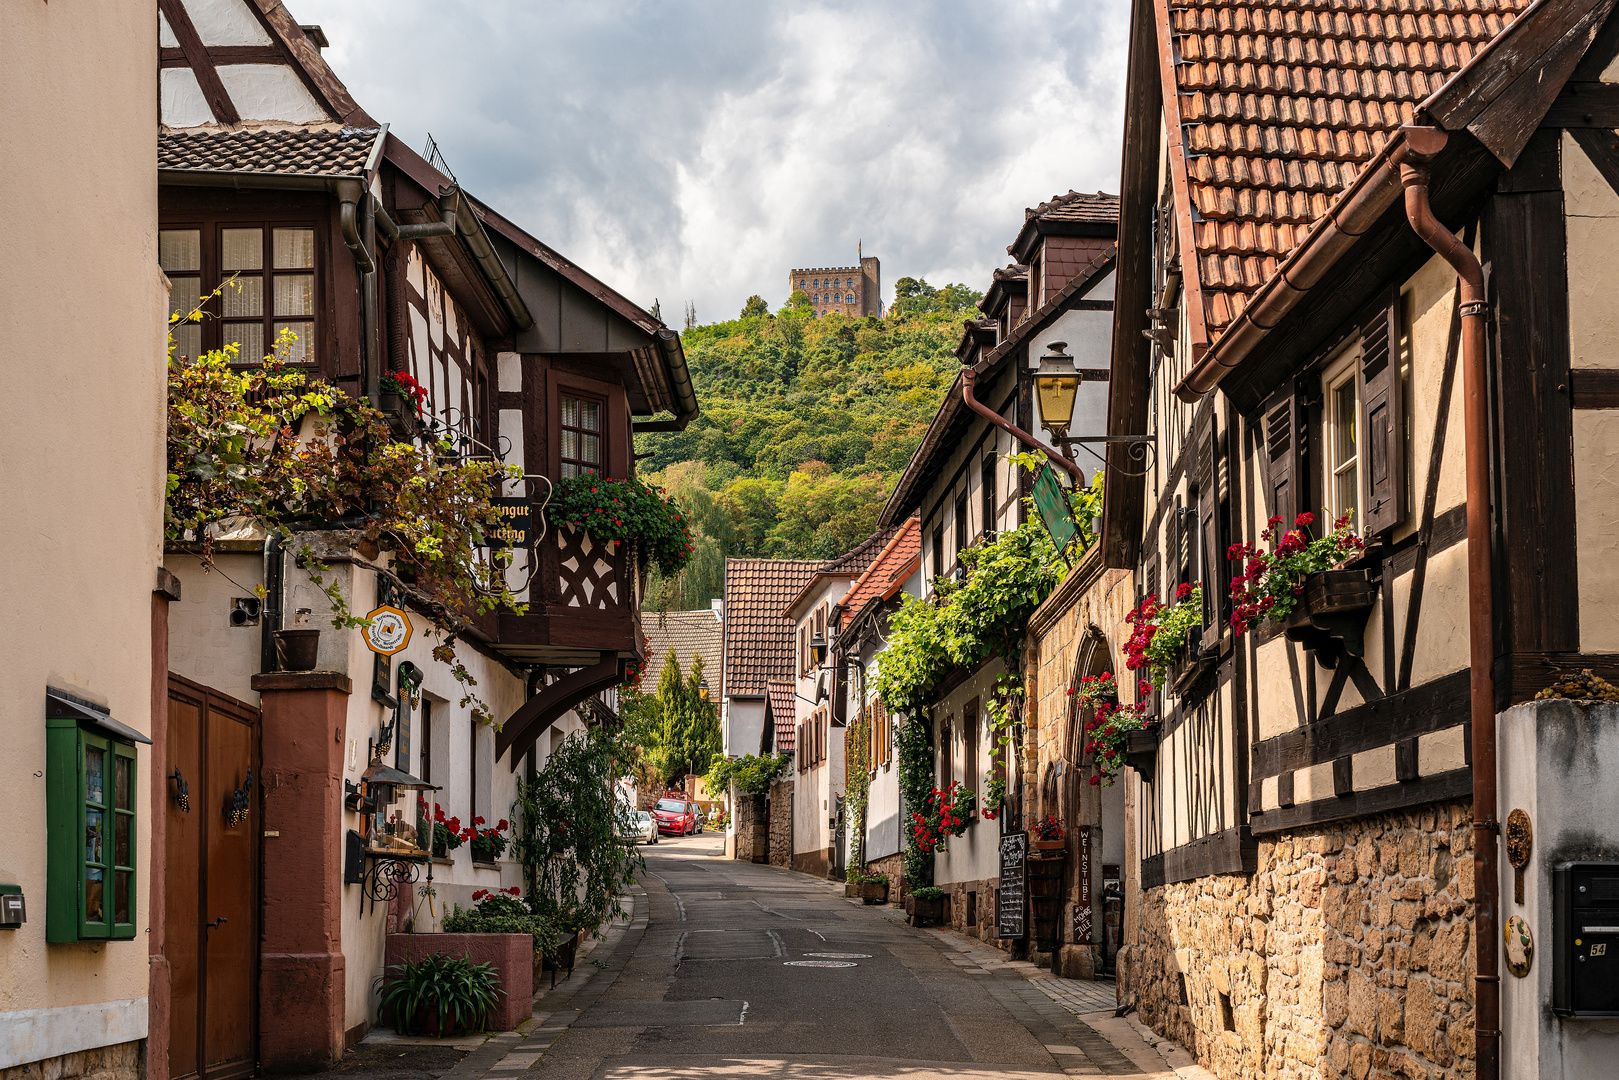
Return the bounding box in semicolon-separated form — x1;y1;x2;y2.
652;797;698;835
618;809;657;845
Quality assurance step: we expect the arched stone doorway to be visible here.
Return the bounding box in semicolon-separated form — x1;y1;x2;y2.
1054;627;1126;978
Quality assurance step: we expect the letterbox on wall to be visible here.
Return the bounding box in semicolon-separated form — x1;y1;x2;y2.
1553;862;1619;1016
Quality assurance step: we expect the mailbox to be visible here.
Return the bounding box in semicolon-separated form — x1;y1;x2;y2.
1554;862;1619;1016
0;886;24;928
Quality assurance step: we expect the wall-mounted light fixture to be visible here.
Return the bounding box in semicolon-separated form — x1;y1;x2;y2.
1033;341;1080;439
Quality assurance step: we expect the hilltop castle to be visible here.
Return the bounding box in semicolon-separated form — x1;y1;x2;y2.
789;254;880;318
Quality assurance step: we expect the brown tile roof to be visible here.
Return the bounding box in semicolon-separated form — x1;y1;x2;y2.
767;681;797;753
723;559;821;697
1165;0;1530;338
158;126;383;177
780;526;902;618
838;516;922;632
641;609;724;694
1026;189;1122;226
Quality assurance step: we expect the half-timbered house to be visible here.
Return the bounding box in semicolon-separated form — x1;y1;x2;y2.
879;193;1118;940
1103;0;1619;1076
154;2;695;1073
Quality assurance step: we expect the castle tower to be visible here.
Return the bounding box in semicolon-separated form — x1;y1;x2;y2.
788;253;880;318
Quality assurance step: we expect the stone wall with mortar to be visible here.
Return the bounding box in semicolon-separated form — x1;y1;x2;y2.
768;778;794;867
1;1039;143;1080
732;793;765;862
1132;800;1474;1080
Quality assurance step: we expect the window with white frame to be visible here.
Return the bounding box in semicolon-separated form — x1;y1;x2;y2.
1323;347;1360;530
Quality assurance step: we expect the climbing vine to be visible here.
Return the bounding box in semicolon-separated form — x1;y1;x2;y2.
842;707;872;881
895;716;934;886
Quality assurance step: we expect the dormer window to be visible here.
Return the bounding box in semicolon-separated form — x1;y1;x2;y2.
560;393;603;478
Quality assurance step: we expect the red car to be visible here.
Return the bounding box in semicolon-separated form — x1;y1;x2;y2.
652;797;697;835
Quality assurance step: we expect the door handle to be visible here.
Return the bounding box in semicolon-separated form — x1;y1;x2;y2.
206;916;228;931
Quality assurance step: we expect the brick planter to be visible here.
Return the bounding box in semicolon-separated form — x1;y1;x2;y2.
384;933;533;1033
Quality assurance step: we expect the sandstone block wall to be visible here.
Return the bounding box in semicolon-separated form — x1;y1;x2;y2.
732;793;765;862
769;779;794;867
1130;800;1474;1080
1;1040;143;1080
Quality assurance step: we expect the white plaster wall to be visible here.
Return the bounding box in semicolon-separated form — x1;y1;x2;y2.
724;699;766;758
179;0;273;46
165;551;266;705
216;66;328;124
1563;133;1619;370
0;0;163;1038
1573;403;1619;651
1497;701;1619;1080
160;67;213;128
932;660;1006;889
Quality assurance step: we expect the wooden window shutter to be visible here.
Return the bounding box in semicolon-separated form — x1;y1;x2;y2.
1360;291;1405;535
1196;410;1223;652
1259;381;1303;530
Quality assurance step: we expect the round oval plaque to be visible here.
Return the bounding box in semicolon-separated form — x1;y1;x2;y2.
1505;914;1534;978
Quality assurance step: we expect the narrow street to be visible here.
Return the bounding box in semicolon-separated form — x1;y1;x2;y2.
400;837;1170;1080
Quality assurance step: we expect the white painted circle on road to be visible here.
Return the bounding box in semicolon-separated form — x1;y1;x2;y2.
785;960;857;968
804;952;870;958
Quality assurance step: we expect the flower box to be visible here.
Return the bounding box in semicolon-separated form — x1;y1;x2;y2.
905;895;945;926
379;391;419;441
1030;839;1066;854
1282;567;1378;665
1122;729;1158;783
858;880;890;904
844;883;858;899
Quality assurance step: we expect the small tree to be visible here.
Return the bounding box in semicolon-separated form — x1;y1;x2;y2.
740;294;770;318
646;652;721;788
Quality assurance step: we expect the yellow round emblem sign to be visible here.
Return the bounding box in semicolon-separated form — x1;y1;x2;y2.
362;605;413;656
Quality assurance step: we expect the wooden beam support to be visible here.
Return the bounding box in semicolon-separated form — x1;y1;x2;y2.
158;0;240;125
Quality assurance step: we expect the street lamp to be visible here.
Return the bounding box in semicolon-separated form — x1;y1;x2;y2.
1034;341;1080;439
810;633;828;667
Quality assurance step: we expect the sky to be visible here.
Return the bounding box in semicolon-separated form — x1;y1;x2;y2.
294;0;1130;325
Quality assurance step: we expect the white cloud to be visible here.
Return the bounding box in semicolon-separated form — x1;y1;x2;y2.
291;0;1127;321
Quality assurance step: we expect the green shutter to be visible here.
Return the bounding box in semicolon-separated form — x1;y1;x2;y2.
45;720;138;942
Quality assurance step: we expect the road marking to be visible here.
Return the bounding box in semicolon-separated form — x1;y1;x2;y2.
784;960;857;968
804;952;870;958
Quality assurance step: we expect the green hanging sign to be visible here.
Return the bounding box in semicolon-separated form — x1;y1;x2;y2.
1031;465;1078;555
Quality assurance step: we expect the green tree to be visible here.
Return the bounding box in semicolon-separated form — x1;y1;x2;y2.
785;288;813;312
644;652;721;787
740;294;770;318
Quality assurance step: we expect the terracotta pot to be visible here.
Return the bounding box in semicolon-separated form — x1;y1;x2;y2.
273;629;320;671
1030;838;1066;853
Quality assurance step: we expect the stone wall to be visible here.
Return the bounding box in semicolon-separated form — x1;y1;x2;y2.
1131;800;1474;1080
768;778;794;868
1;1040;143;1080
866;852;905;896
732;792;766;862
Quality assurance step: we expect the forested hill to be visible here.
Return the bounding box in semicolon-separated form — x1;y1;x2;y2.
635;281;980;610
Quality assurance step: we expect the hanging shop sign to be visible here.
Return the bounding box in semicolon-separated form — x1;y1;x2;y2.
1073;826;1093;944
486;498;532;549
1030;465;1078;555
361;604;413;656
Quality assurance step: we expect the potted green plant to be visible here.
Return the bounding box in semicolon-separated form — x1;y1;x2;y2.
1075;672;1157;786
1030;815;1066;853
1123;583;1204;689
469;818;509;864
905;886;946;926
856;871;890;904
376;952;501;1037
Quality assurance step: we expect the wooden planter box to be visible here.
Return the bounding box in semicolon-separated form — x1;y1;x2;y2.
379;392;419;441
905;895;945;926
384;932;532;1033
859;880;890;905
1030;839;1066;853
1123;729;1158;783
1283;567;1378;666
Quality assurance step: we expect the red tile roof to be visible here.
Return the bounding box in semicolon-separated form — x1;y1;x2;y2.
723;559;821;697
1164;0;1531;339
779;526;901;619
838;516;922;631
767;681;797;753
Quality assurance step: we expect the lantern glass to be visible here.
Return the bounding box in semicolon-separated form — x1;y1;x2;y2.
810;636;828;666
1035;373;1079;435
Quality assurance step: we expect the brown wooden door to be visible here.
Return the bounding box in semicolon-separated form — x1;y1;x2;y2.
166;675;259;1080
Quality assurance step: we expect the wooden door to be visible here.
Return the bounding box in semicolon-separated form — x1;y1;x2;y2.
166;675;259;1080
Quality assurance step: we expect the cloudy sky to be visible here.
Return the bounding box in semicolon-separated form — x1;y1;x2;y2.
295;0;1129;323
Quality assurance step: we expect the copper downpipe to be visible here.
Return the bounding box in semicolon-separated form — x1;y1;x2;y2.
1397;126;1499;1080
959;368;1086;483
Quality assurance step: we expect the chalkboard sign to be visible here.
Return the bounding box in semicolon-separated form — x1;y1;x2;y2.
1073;826;1093;944
998;832;1028;938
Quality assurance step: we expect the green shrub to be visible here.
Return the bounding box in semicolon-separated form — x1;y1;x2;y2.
376;953;501;1037
910;886;946;901
442;889;558;956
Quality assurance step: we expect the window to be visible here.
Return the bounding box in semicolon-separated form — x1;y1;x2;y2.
160;224;317;365
932;525;944;583
1324;348;1360;531
954;492;969;560
939;716;953;786
560;392;604;478
419;700;432;784
981;456;997;539
47;704;139;941
962;699;979;796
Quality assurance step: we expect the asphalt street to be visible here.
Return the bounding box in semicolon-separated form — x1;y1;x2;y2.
493;833;1153;1080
